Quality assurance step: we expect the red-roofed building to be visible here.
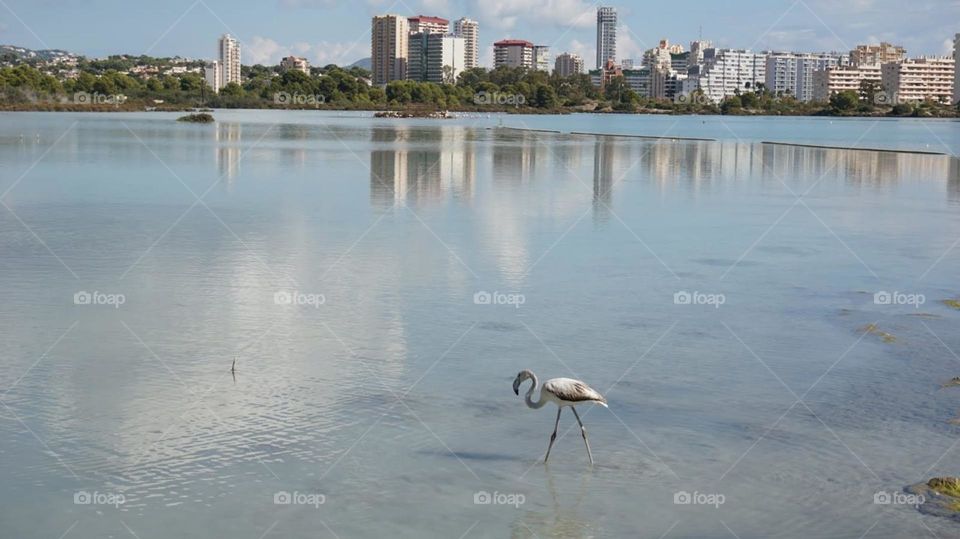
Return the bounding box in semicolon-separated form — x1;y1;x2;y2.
494;40;535;69
408;15;449;35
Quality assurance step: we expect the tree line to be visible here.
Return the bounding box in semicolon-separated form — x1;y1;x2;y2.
0;58;957;117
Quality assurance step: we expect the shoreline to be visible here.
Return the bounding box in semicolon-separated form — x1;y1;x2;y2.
1;102;957;120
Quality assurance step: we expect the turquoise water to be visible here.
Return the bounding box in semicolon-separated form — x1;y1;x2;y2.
2;111;960;538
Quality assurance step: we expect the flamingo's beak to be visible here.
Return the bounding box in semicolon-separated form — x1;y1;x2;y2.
512;377;521;396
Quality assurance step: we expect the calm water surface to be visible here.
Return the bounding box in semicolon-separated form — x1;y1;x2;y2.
2;111;960;538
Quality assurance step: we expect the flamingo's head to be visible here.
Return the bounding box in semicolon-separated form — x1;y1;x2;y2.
513;370;534;396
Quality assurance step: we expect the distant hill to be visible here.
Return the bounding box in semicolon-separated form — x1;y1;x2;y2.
0;45;79;62
349;57;371;70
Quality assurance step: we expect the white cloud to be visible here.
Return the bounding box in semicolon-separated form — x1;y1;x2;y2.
942;38;955;56
246;36;370;66
617;25;647;62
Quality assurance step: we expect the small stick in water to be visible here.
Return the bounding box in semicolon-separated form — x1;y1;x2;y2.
231;357;236;374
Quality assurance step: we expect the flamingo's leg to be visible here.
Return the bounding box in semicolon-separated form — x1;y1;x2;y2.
544;407;562;463
571;407;594;465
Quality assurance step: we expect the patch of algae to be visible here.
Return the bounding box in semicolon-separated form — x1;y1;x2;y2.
861;323;896;344
929;478;960;511
943;299;960;310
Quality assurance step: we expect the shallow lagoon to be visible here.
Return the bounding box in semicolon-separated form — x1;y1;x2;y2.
2;111;960;538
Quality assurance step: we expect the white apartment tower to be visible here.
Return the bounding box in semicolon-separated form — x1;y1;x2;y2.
371;14;410;85
204;60;222;92
694;49;766;103
765;52;844;101
534;45;551;72
454;18;479;70
596;7;617;69
207;34;241;92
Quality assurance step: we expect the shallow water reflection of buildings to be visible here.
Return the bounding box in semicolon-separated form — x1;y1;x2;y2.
216;123;242;183
369;126;475;207
637;140;958;196
592;138;615;222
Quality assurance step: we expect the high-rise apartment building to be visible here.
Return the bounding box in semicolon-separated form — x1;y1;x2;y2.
494;40;534;69
850;42;906;67
206;34;241;92
408;15;449;35
371;15;410;85
408;33;466;84
596;7;617;69
204;60;222;91
881;57;955;103
554;53;585;77
534;45;551;72
811;64;882;102
765;52;844;101
690;48;766;103
454;18;479;70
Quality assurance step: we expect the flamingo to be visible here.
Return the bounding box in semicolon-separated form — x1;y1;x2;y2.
512;370;607;464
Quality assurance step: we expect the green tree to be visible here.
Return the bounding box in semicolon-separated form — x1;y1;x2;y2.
829;90;859;113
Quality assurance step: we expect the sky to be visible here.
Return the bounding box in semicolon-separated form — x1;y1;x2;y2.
0;0;957;68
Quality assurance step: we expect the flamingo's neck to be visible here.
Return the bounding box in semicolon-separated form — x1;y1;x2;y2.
525;373;548;409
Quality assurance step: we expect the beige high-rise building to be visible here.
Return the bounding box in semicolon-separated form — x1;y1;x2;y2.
494;40;534;69
850;42;905;67
454;18;479;70
554;53;584;77
882;57;955;103
371;14;410;86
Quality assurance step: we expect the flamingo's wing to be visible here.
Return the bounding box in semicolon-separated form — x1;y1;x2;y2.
544;378;607;405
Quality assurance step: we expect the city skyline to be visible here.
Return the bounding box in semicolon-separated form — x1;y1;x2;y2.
0;0;956;69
